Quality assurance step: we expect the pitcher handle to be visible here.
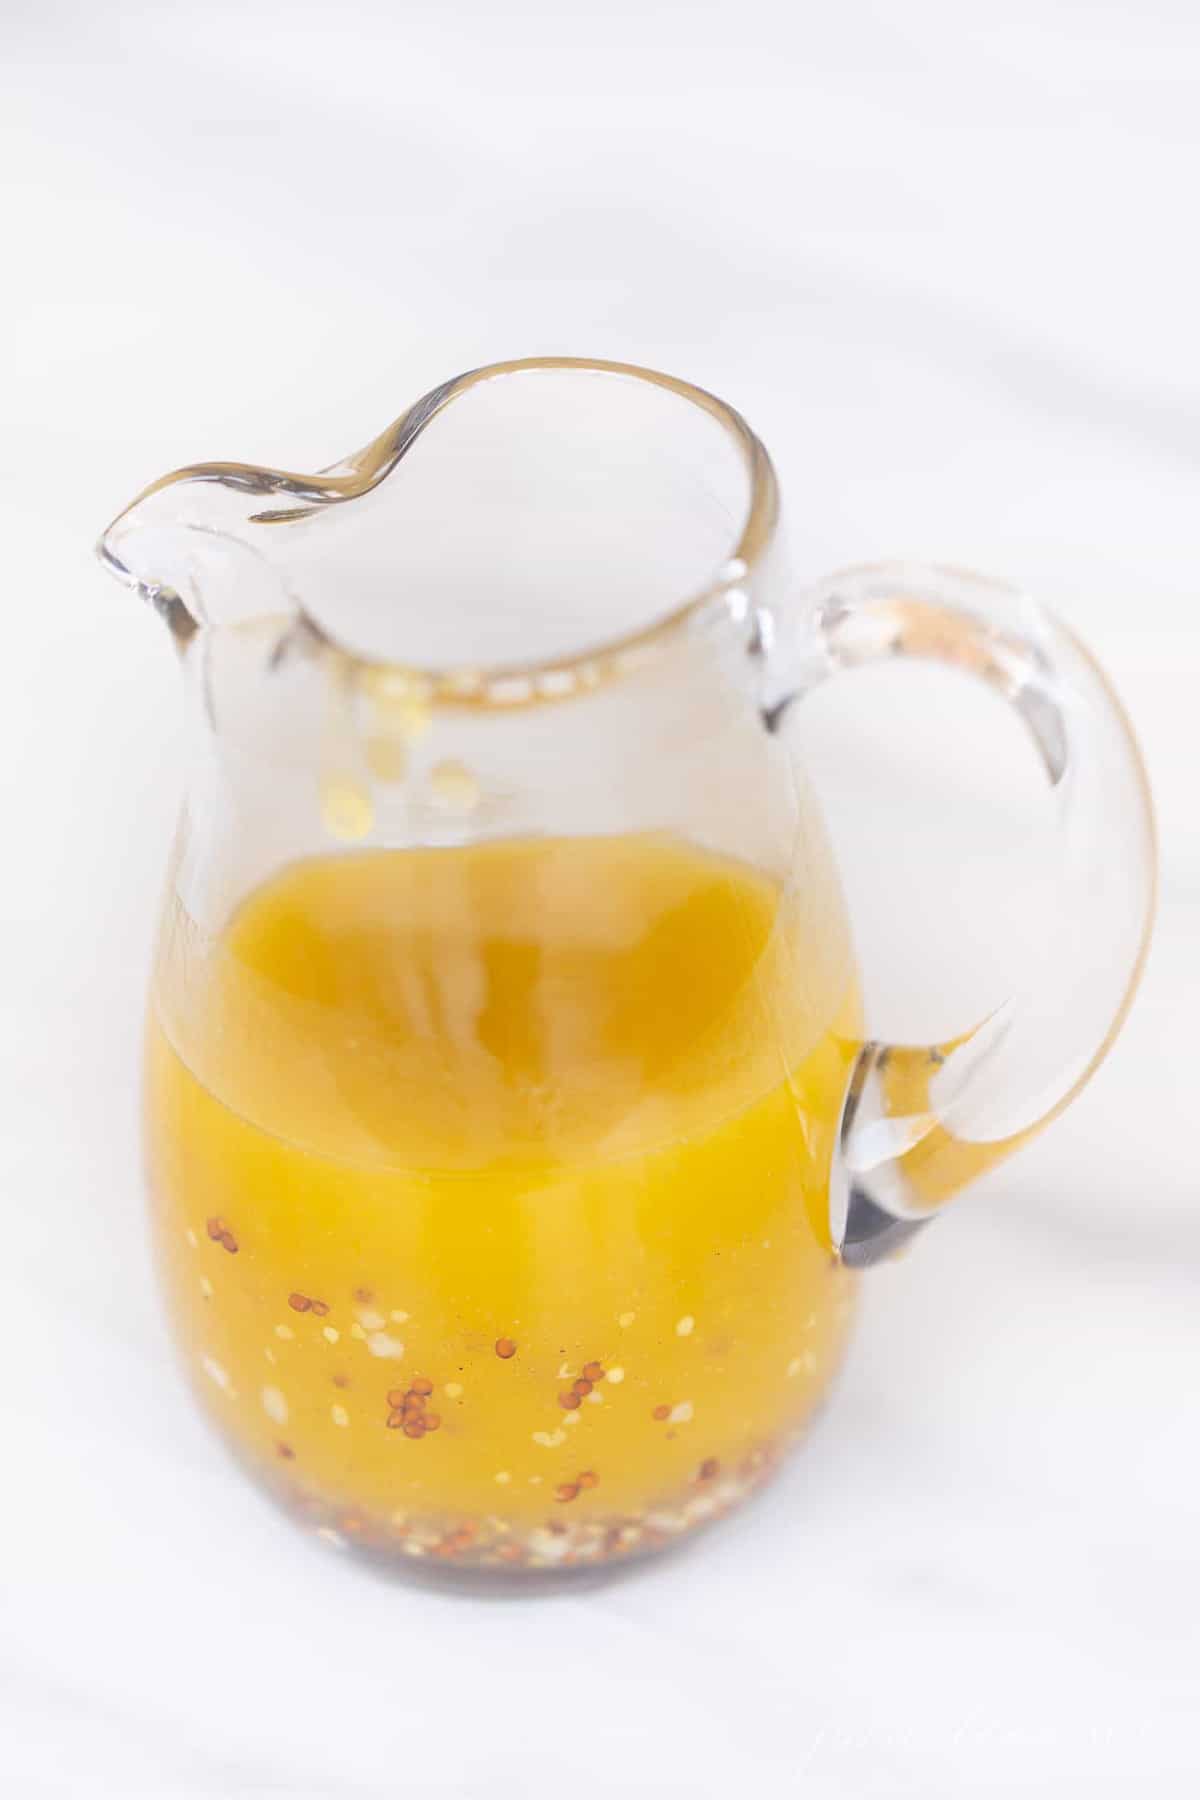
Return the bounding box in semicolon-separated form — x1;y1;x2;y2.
766;563;1156;1266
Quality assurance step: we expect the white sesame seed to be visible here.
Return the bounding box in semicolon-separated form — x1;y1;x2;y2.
185;1228;198;1248
557;1361;574;1380
606;1366;625;1384
200;1355;232;1394
274;1324;294;1341
357;1307;387;1331
618;1311;636;1328
528;1475;543;1486
331;1404;350;1427
586;1389;603;1404
668;1400;694;1424
788;1350;817;1378
564;1410;581;1427
676;1315;695;1337
365;1332;404;1359
261;1385;288;1425
532;1429;566;1448
494;1470;511;1485
444;1382;464;1399
199;1276;212;1299
264;1348;276;1365
390;1309;409;1324
349;1323;366;1340
323;1326;339;1343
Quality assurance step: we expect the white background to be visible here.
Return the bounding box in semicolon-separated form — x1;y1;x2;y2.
2;3;1198;1795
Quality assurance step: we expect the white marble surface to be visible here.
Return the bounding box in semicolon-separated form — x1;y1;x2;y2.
2;3;1198;1794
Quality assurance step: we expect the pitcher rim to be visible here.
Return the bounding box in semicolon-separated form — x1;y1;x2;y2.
97;357;781;708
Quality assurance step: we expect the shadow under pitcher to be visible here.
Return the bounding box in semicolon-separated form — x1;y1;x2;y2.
98;358;1155;1577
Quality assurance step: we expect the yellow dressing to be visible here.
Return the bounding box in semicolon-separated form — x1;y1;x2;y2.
147;834;859;1568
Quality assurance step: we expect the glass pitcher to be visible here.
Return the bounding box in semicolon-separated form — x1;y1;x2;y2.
98;358;1154;1577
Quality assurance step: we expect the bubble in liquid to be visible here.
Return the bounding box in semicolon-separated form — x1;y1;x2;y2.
321;774;374;840
429;759;480;814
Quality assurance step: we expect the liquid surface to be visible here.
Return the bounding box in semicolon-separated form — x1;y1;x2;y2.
147;835;859;1571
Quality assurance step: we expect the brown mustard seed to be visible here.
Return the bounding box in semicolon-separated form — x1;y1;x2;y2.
403;1419;425;1439
494;1337;517;1359
288;1293;312;1313
582;1361;604;1383
558;1391;582;1410
205;1216;224;1241
555;1482;580;1503
572;1378;593;1398
652;1404;670;1421
577;1470;598;1490
386;1410;406;1429
411;1376;434;1396
276;1442;295;1459
423;1413;442;1431
699;1457;720;1481
386;1388;407;1409
219;1229;238;1254
310;1299;330;1318
403;1394;425;1415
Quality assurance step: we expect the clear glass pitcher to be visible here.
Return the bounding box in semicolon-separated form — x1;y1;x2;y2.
98;358;1155;1577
